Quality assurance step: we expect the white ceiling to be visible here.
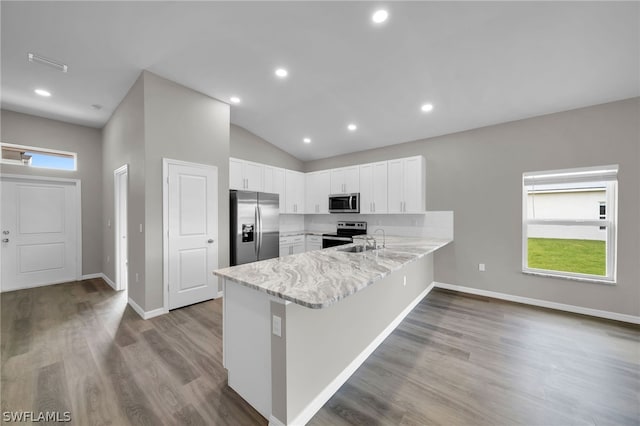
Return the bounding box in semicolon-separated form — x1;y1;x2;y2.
2;2;638;161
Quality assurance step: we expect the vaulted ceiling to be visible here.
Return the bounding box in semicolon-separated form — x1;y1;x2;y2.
2;2;638;161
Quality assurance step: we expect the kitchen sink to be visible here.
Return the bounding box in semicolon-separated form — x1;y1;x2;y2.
338;245;376;253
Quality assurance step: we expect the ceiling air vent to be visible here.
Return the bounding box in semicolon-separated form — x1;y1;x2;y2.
28;53;68;73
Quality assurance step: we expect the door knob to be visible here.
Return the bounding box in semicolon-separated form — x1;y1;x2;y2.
208;239;214;243
2;239;9;243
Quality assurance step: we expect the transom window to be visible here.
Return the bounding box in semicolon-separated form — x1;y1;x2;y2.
1;143;76;171
522;165;618;283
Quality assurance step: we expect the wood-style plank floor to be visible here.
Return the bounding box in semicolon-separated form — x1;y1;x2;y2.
1;279;638;425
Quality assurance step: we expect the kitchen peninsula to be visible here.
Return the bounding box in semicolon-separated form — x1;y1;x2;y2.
214;236;452;426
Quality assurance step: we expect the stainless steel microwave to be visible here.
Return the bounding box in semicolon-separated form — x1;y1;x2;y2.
329;193;360;213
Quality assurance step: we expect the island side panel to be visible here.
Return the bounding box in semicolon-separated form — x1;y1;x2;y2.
284;254;434;424
223;279;272;419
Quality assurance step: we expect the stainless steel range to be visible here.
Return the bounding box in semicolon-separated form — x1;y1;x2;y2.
322;221;367;249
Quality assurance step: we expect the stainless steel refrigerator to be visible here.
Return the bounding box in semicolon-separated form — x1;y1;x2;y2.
230;190;280;266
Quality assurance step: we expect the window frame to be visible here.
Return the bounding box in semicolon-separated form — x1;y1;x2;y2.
522;165;618;284
0;142;77;171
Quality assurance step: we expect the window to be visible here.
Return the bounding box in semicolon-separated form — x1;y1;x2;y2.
1;143;76;171
522;165;618;283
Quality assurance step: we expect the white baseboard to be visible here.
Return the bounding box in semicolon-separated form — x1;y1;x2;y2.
289;282;436;426
128;297;168;320
434;282;640;325
217;290;224;298
99;273;117;290
268;415;286;426
81;273;103;280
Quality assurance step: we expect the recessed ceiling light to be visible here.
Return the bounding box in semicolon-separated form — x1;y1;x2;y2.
34;89;51;97
230;96;241;104
303;138;311;144
275;68;288;78
421;103;434;112
372;9;389;24
347;124;357;131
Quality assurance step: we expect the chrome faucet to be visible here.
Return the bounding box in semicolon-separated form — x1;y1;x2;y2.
373;228;386;248
363;235;376;250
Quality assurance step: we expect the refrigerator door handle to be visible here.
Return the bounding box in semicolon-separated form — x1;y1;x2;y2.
257;204;263;257
255;205;259;256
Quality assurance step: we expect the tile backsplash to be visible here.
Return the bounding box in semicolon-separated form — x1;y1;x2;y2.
296;211;454;239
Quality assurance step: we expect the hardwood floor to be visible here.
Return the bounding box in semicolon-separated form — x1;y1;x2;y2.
1;279;638;425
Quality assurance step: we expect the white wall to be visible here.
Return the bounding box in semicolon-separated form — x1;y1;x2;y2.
142;71;230;310
103;71;230;312
102;74;146;304
305;98;640;317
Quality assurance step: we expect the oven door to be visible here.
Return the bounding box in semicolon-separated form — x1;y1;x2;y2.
329;193;360;213
322;235;353;249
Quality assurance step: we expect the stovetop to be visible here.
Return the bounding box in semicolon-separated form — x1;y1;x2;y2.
324;221;367;238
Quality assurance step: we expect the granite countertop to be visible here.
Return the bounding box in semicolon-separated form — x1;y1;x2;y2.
214;236;452;309
279;230;324;237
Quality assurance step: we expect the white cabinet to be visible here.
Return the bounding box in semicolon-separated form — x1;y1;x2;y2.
305;235;322;252
305;170;330;214
264;166;286;212
230;158;263;191
285;170;305;214
360;161;388;214
387;156;425;213
330;166;359;194
280;235;305;257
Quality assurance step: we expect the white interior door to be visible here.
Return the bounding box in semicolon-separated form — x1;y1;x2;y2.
166;160;218;310
1;177;79;291
114;165;128;291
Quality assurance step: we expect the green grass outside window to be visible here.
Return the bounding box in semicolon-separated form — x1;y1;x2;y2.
527;238;606;276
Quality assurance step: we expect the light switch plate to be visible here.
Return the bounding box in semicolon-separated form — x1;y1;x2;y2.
272;315;282;337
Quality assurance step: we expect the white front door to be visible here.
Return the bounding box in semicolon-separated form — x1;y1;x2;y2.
1;177;79;291
166;160;218;310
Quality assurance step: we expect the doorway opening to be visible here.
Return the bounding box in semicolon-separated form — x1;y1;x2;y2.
114;165;128;292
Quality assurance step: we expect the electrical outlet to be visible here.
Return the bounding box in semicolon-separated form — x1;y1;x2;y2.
479;263;486;272
272;315;282;337
403;275;407;287
135;273;139;282
107;255;110;263
107;219;111;228
139;224;143;233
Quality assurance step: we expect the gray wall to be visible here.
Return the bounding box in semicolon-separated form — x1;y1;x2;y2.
1;109;103;276
142;71;230;311
305;98;640;317
102;74;146;305
230;124;304;171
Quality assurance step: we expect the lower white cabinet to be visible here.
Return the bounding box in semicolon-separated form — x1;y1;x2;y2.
305;235;322;252
279;235;305;257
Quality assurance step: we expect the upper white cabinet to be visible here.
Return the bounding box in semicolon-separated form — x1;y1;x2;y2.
360;161;388;214
264;166;286;212
229;157;263;191
305;170;330;214
285;170;305;214
230;155;424;216
387;156;425;213
330;166;359;194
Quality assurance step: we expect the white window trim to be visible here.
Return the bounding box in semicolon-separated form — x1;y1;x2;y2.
522;169;618;284
0;142;78;171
